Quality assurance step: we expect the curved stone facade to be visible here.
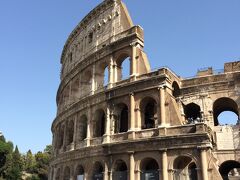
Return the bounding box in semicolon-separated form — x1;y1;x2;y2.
50;0;240;180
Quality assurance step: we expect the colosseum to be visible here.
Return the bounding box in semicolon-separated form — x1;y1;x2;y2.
50;0;240;180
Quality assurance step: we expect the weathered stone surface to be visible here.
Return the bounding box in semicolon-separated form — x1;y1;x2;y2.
50;1;240;180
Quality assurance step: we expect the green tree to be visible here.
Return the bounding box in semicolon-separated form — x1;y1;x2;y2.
34;151;50;180
23;150;36;173
5;146;23;180
0;136;13;178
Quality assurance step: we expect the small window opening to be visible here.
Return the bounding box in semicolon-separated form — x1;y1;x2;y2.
184;103;201;124
104;67;109;86
88;32;93;43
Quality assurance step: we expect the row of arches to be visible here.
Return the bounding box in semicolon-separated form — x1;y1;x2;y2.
183;97;239;126
56;156;198;180
55;96;160;151
58;56;131;111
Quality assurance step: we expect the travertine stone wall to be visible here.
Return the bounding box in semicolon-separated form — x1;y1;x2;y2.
50;1;240;180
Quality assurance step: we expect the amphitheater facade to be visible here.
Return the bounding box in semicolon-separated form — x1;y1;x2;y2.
50;0;240;180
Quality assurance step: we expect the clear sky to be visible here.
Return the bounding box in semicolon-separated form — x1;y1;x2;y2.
0;0;240;153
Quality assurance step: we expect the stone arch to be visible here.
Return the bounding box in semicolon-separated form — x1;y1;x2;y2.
184;103;201;123
115;52;131;81
95;61;109;90
114;103;129;133
213;97;239;126
172;155;199;180
80;68;92;97
140;158;159;180
77;114;88;142
63;166;71;180
93;109;106;137
219;160;240;180
92;161;104;180
140;97;158;129
58;124;64;149
112;159;128;180
66;119;74;146
75;164;84;180
172;81;180;98
71;76;80;101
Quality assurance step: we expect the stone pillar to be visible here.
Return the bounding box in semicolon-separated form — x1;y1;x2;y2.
159;86;166;126
104;161;109;180
130;43;137;78
109;56;114;87
130;93;135;130
63;122;68;150
86;109;91;146
91;64;96;94
200;149;209;180
73;116;77;148
103;106;111;143
162;150;168;180
129;152;135;180
129;93;135;139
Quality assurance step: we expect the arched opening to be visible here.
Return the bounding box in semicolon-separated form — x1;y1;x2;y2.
67;120;74;146
140;158;159;180
121;57;130;80
173;156;197;180
116;54;131;81
213;98;239;126
172;81;180;98
63;85;70;106
81;69;92;97
75;165;84;180
58;125;64;149
104;66;109;86
184;103;201;123
93;109;106;137
95;62;108;90
78;115;88;142
71;77;80;101
63;166;70;180
92;162;104;180
188;163;198;180
112;160;128;180
140;97;157;129
55;168;60;180
114;103;129;133
219;160;240;180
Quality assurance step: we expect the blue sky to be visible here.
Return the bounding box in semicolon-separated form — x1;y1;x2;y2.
0;0;239;153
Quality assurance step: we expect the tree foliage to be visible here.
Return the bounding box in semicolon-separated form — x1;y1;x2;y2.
0;135;52;180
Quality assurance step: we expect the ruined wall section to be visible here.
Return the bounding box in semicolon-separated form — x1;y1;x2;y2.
60;0;133;79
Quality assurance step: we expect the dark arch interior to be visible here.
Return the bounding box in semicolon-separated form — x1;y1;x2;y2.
184;103;201;122
141;97;157;129
64;167;70;180
76;165;84;175
79;115;87;141
213;98;239;126
172;81;180;98
120;105;128;133
68;120;74;145
141;158;159;171
188;163;198;180
94;109;105;137
219;161;240;179
93;162;104;173
114;160;127;171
